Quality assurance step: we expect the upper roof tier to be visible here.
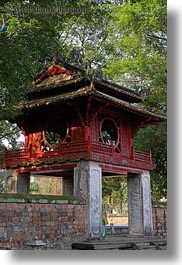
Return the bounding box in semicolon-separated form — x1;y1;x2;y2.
27;59;143;104
16;59;166;124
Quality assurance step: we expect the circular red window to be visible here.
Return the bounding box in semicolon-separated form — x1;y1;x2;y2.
100;118;119;147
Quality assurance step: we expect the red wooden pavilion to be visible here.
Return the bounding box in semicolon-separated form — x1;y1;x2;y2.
2;59;166;237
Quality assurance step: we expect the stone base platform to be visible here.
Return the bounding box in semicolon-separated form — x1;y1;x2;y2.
71;235;167;250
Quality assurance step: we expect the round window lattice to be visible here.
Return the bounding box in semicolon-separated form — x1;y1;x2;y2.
100;118;119;147
41;120;68;150
42;131;60;150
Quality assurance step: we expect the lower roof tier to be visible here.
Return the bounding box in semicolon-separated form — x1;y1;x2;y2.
16;86;166;125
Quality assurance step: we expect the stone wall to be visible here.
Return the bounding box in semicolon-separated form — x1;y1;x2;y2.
107;206;167;237
0;194;87;250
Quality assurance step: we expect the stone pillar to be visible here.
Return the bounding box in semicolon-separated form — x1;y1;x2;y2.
4;169;17;193
74;161;102;237
17;173;30;193
141;171;153;235
62;176;73;196
127;171;153;236
4;169;30;193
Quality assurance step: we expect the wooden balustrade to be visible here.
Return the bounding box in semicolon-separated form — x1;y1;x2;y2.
60;141;88;154
90;142;113;154
4;148;30;161
3;142;152;168
134;150;151;163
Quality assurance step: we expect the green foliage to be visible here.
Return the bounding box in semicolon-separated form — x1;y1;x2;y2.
102;177;128;214
0;120;23;163
45;132;60;147
102;0;167;200
104;0;167;91
133;122;167;200
30;178;39;194
0;0;98;120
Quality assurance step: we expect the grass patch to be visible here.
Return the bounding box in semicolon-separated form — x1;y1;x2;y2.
0;193;77;204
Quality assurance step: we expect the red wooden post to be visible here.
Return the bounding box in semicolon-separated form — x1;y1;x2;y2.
58;141;61;154
84;126;89;141
29;144;32;159
131;146;135;160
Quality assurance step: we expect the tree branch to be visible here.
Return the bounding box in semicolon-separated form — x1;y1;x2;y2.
146;33;167;42
0;130;21;141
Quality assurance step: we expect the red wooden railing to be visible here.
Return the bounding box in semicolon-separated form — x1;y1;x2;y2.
3;142;152;167
60;141;88;154
134;150;152;163
42;141;112;156
4;148;30;161
90;141;113;154
130;146;152;163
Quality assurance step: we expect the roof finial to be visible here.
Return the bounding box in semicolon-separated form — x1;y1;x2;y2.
75;49;84;68
53;52;66;63
138;87;150;99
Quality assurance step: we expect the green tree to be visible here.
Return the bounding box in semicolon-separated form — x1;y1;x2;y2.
104;0;167;91
103;0;167;201
102;177;128;214
133;123;167;201
0;121;23;163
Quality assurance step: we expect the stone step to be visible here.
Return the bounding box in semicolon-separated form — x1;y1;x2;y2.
72;236;167;250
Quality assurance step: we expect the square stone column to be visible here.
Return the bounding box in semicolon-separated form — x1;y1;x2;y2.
141;170;153;235
127;171;153;236
62;176;73;196
4;169;30;193
4;169;17;193
17;173;30;193
74;161;102;237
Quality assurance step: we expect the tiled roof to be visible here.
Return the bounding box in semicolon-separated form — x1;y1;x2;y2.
94;79;143;103
30;61;142;103
18;86;166;122
19;87;92;109
93;90;166;122
16;60;166;123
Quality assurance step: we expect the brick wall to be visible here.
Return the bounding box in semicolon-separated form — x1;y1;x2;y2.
152;206;167;236
0;194;167;250
106;206;167;237
0;195;87;250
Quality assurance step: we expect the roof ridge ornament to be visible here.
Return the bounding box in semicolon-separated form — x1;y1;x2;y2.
53;52;66;63
138;87;150;99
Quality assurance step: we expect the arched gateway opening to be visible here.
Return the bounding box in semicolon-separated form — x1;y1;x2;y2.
2;59;165;242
